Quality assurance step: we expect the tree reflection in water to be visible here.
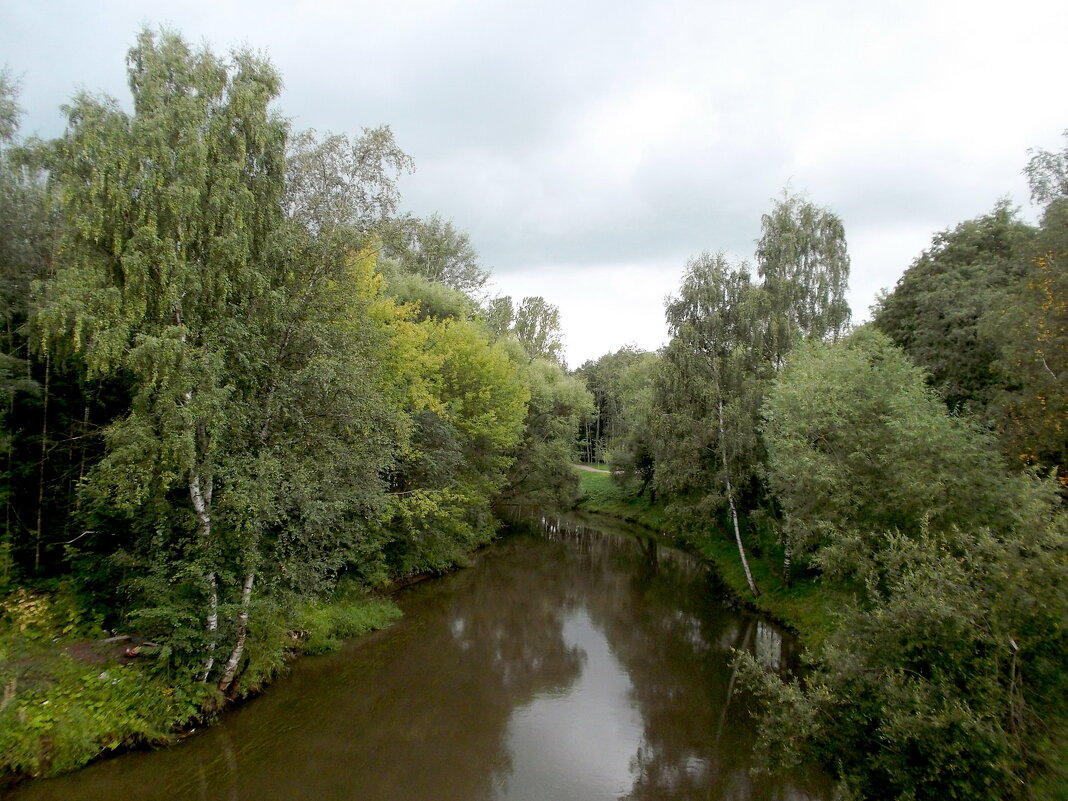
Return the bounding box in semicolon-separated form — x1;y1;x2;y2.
6;512;828;801
523;512;826;801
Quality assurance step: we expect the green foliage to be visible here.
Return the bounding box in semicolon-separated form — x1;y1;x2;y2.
574;346;657;466
871;180;1065;485
989;197;1068;484
749;327;1066;799
486;295;565;364
284;126;413;237
291;594;401;656
384;315;528;574
385;488;496;574
738;517;1068;800
503;359;593;508
27;29;422;692
0;655;207;780
652;191;852;559
380;212;488;298
655;253;767;506
1024;129;1068;208
0;585;201;781
756;191;851;363
874;200;1035;416
0;580;400;782
380;267;475;320
762;326;1034;566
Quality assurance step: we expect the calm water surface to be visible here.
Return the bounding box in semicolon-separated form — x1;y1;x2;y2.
8;513;829;801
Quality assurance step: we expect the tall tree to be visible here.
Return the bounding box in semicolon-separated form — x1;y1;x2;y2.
989;133;1068;485
282;126;413;252
657;253;766;596
380;213;488;298
874;201;1034;417
511;296;564;364
756;191;851;366
35;29;289;682
483;294;565;365
1024;129;1068;207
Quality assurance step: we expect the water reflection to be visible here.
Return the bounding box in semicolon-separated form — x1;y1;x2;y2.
5;513;828;801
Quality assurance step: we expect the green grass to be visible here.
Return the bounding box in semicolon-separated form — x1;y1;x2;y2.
1033;725;1068;801
691;533;840;648
0;585;402;784
574;468;668;530
291;594;402;656
573;466;837;648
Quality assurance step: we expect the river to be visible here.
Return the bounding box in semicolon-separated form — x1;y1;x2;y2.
6;512;829;801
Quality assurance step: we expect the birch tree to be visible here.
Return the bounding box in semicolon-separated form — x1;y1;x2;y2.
757;192;851;365
657;253;767;597
36;28;287;682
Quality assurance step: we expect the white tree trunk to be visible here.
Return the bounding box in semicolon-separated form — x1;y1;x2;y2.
190;469;218;682
218;571;255;693
718;399;760;598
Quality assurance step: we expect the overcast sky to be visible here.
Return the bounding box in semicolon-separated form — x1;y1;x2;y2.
3;0;1065;366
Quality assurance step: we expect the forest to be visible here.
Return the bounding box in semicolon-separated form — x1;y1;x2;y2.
0;29;591;782
1;27;1066;801
577;152;1067;798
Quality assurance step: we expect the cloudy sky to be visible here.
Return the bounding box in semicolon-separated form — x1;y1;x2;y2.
3;0;1065;366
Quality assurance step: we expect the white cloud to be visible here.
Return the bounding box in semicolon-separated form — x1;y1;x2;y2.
2;0;1065;365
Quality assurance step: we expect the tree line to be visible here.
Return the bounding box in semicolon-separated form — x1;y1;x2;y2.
577;151;1066;798
0;28;591;708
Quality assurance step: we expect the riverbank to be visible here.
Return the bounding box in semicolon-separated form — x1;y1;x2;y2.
573;468;839;648
573;468;1068;799
0;583;401;788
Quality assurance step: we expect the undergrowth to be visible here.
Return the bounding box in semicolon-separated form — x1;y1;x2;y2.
0;581;401;784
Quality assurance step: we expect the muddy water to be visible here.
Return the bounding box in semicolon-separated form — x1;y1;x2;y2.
9;513;829;801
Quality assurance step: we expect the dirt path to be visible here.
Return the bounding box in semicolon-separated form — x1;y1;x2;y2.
572;464;611;473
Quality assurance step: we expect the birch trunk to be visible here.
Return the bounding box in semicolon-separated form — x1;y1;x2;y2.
718;398;760;598
217;571;255;693
200;571;218;682
190;469;218;682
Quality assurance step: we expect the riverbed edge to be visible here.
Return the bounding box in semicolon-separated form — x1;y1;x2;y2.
0;581;419;790
570;468;838;649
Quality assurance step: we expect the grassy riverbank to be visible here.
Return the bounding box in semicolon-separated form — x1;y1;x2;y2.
573;468;839;647
0;582;400;785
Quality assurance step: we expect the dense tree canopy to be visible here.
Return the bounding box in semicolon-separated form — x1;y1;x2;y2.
762;326;1033;565
1;27;585;710
1;24;1065;801
874;201;1035;417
